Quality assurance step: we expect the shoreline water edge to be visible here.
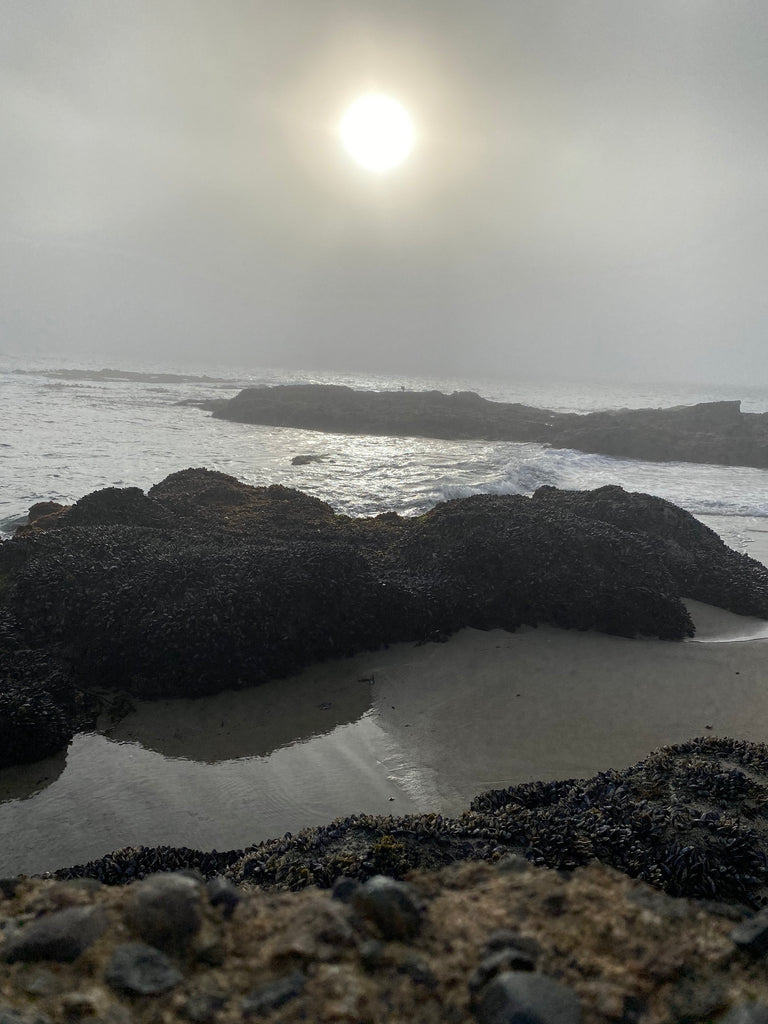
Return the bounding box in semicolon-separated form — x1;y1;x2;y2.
1;461;768;885
4;397;768;1021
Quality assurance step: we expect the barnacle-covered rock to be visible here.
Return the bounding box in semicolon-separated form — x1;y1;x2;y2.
2;470;767;765
0;610;89;768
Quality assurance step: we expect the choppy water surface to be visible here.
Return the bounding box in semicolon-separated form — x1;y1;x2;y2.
2;361;768;532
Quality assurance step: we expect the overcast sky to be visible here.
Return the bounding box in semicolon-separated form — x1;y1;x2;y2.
2;1;768;385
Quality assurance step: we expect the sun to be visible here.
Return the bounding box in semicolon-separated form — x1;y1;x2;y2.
339;94;415;173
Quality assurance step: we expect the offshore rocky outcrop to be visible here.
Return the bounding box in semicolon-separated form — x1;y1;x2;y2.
1;469;768;767
201;383;768;468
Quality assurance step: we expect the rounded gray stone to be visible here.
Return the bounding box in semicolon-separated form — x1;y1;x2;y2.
105;942;182;996
206;876;240;919
484;930;541;961
469;949;537;994
242;971;305;1016
0;905;108;963
182;993;227;1024
353;875;422;941
719;1005;768;1024
124;872;201;951
331;876;361;903
732;911;768;955
0;1005;52;1024
475;971;582;1024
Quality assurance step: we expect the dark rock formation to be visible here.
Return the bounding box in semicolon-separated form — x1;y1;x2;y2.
206;384;768;469
290;454;325;466
26;501;65;524
10;852;768;1023
53;737;768;908
1;469;767;768
528;484;768;618
0;610;91;769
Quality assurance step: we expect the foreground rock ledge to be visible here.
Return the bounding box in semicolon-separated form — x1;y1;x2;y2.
199;383;768;469
3;857;768;1023
10;737;768;1019
1;468;767;768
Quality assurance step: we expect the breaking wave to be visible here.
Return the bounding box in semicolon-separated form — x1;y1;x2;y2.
438;446;768;520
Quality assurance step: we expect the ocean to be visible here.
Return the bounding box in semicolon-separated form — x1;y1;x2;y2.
3;357;768;557
2;356;768;876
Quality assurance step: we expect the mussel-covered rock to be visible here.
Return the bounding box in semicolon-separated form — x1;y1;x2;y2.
54;737;768;908
0;611;86;768
2;470;767;766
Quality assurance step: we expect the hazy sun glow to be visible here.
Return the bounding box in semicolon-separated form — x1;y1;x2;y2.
339;94;415;172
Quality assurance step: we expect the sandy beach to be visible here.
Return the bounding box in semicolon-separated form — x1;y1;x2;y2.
2;597;768;877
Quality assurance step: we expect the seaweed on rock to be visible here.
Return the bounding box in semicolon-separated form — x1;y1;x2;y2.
52;738;768;907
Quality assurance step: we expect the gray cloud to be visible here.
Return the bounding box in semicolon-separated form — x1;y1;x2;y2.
2;0;768;384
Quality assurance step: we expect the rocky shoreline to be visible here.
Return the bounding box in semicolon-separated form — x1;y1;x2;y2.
195;384;768;469
51;736;768;909
5;470;768;1018
2;469;768;768
5;856;768;1024
3;737;768;1021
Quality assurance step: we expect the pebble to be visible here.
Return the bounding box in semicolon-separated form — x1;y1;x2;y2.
124;873;201;951
105;942;183;996
359;938;386;971
0;879;20;899
353;875;422;941
0;1008;52;1024
475;971;582;1024
732;911;768;955
194;935;227;967
181;993;227;1023
60;992;106;1019
483;930;542;960
469;949;537;995
0;905;108;963
313;902;356;948
91;1005;134;1024
331;876;361;903
206;876;240;919
495;854;531;875
241;970;305;1016
16;968;63;996
398;951;437;987
719;1006;768;1024
667;975;726;1021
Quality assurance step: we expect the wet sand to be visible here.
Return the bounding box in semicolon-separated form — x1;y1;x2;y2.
2;599;768;877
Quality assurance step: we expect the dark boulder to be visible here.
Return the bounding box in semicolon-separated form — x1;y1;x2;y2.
147;467;339;534
529;484;768;619
2;470;767;767
27;501;65;524
397;491;695;638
